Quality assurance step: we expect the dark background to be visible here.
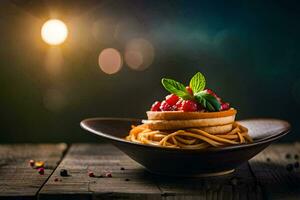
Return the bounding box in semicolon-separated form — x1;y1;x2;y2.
0;0;299;143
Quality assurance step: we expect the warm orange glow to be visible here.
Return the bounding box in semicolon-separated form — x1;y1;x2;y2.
45;47;64;76
41;19;68;45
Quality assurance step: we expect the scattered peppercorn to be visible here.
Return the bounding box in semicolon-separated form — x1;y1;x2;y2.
285;153;291;159
286;164;293;171
38;167;44;175
54;178;59;182
125;178;130;181
60;169;68;177
266;158;271;162
88;172;95;177
120;167;125;170
105;172;112;177
294;162;299;168
35;161;45;168
29;160;35;167
295;154;299;160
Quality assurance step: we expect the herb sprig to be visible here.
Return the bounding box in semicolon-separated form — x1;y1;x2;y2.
161;72;221;112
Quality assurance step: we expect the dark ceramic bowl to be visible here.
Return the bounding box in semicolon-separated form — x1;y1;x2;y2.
80;118;290;176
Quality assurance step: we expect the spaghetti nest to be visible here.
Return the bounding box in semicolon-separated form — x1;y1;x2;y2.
126;122;252;149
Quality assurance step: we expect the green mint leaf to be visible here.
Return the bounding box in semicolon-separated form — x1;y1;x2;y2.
194;91;221;112
161;78;192;100
206;102;215;111
204;93;221;111
189;72;206;94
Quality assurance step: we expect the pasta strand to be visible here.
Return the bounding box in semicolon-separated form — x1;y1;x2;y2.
126;122;252;149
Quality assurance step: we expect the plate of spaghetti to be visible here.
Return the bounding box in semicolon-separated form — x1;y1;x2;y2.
81;72;290;176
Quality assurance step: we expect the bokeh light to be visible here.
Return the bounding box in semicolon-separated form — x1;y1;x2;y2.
41;19;68;45
98;48;123;74
124;38;155;71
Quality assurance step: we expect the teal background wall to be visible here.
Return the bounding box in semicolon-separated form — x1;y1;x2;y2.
0;0;299;143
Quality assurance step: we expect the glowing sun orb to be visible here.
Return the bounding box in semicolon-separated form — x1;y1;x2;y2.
41;19;68;45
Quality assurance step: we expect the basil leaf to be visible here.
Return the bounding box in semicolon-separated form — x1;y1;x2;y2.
206;102;215;111
189;72;206;94
194;91;221;112
205;93;221;111
161;78;192;100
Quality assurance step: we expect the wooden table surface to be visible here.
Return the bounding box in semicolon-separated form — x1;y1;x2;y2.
0;143;299;200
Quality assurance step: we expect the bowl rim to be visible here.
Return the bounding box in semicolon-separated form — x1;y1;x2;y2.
80;117;291;152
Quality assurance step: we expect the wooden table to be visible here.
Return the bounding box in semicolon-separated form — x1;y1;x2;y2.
0;143;299;200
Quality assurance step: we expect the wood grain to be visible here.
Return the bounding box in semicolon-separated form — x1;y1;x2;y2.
0;143;67;200
3;143;300;199
39;144;161;200
39;144;262;200
154;163;262;200
248;143;300;200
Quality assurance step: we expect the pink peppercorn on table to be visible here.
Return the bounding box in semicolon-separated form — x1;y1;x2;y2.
0;143;300;200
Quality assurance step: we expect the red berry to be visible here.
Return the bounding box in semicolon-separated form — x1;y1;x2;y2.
150;101;161;111
165;94;179;106
171;99;183;111
171;105;178;111
88;171;95;177
186;86;193;95
221;102;230;111
180;100;198;112
38;168;44;175
175;99;183;108
159;100;172;111
206;89;218;98
105;172;112;177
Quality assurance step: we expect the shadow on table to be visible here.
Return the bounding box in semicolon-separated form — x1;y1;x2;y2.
249;160;300;198
134;161;300;198
130;163;252;195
